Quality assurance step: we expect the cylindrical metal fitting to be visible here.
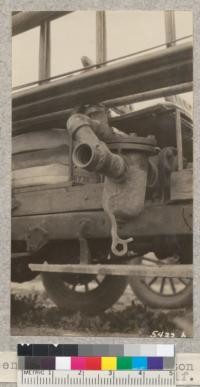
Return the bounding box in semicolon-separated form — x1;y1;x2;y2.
83;104;113;141
67;113;93;140
67;113;126;180
67;111;113;143
73;141;126;180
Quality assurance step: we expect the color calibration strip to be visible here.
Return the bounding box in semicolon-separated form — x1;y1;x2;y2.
18;344;174;357
18;355;175;371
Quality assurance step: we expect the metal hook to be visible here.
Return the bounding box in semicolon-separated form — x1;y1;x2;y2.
111;234;133;256
109;212;133;256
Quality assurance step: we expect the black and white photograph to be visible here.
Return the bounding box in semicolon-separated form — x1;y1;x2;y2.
11;10;193;337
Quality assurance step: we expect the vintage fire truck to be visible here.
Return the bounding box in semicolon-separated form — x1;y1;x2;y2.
12;12;193;314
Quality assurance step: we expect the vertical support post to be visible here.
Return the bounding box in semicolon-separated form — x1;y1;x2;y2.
176;109;184;170
164;11;176;47
96;11;107;64
164;11;176;103
39;20;51;82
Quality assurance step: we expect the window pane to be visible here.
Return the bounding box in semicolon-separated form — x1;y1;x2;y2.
106;11;165;60
12;27;40;87
175;11;192;40
51;11;96;76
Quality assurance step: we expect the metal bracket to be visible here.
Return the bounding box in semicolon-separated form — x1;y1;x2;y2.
26;226;48;253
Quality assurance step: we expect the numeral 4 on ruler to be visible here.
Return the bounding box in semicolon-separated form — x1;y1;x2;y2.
18;370;176;387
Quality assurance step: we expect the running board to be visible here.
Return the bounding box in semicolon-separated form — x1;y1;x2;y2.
29;263;193;278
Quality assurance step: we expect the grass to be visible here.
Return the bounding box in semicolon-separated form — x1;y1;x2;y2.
11;291;182;337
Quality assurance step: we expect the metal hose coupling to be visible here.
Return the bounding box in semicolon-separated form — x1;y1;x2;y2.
67;113;126;180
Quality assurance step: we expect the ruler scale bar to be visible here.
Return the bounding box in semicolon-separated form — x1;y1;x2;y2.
18;370;176;387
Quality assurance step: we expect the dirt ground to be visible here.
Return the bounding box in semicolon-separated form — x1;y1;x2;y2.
11;276;191;337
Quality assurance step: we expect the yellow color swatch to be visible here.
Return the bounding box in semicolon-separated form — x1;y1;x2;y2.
101;357;117;370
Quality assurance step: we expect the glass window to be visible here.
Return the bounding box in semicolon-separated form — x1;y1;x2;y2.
106;11;165;61
175;11;193;40
50;11;96;76
12;27;40;87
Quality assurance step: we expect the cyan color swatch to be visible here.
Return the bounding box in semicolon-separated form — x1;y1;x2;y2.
132;357;147;370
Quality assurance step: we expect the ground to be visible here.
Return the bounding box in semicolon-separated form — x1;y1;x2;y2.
11;276;192;337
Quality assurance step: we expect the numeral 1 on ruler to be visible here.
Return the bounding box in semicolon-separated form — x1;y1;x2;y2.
18;370;176;387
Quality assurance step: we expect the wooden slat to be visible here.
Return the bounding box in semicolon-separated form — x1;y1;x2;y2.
12;129;69;154
170;169;193;201
12;164;70;188
12;146;68;170
13;109;71;134
29;262;193;278
12;183;103;215
13;175;69;188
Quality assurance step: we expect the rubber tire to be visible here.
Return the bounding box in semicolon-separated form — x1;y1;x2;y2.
42;273;127;315
129;259;192;309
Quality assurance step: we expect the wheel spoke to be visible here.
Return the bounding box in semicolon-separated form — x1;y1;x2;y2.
178;278;189;286
169;278;176;294
148;277;158;287
95;278;101;285
160;278;166;294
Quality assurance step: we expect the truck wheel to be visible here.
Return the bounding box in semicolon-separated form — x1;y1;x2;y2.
42;272;127;315
129;257;192;309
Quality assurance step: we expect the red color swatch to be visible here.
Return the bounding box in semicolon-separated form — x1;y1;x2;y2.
86;357;101;370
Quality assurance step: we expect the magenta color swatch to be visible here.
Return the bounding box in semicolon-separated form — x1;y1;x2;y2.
71;356;87;370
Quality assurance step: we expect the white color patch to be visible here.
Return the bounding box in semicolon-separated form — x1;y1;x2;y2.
157;344;174;357
55;356;71;370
